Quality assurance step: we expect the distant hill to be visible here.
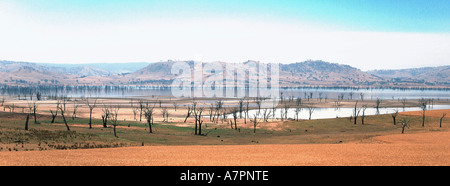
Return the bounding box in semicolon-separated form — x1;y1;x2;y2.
39;62;150;75
279;60;383;87
1;60;449;88
367;66;450;86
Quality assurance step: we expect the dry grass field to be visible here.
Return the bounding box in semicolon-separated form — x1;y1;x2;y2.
0;96;449;166
0;131;448;166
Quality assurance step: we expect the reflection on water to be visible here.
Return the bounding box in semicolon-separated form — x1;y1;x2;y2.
1;86;449;100
242;105;450;120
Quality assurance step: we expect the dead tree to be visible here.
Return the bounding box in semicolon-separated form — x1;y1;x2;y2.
50;100;60;124
262;108;272;123
307;106;315;120
400;119;410;134
132;107;138;121
231;108;238;130
24;114;30;130
184;104;193;123
138;100;144;122
58;105;70;131
349;91;354;100
375;98;382;115
294;106;301;121
401;98;407;111
221;108;228;124
193;106;204;135
101;105;111;128
391;109;399;125
50;110;58;124
215;100;224;123
72;102;79;120
110;106;119;137
352;101;361;125
161;107;169;122
296;97;302;106
173;102;178;111
144;106;154;133
209;103;214;122
238;99;244;118
28;101;39;124
420;99;427;127
86;97;98;129
251;113;260;133
244;100;250;124
440;113;447;128
361;105;367;125
283;103;289;121
255;98;262;113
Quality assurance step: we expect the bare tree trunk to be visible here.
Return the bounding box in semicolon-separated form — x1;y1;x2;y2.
194;116;198;135
440;113;447;128
50;110;57;123
198;120;202;136
25;114;29;130
422;111;426;127
61;111;70;131
89;109;93;129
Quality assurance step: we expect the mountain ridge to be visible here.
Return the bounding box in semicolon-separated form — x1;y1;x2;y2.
0;60;448;88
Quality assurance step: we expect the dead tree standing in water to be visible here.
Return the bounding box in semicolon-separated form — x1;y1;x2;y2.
307;106;315;120
375;98;382;115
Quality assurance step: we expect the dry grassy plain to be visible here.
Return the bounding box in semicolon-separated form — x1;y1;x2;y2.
0;96;449;166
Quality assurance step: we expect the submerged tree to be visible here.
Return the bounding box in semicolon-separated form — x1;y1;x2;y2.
307;106;315;120
375;98;382;115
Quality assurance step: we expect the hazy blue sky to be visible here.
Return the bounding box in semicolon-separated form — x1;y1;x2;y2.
1;0;449;70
